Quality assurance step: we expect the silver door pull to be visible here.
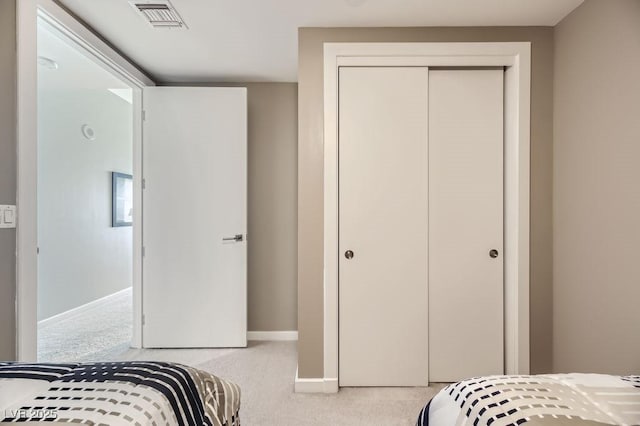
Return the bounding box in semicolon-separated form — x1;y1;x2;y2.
223;234;244;242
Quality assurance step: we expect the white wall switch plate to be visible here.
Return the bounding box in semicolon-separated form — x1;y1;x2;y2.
0;205;16;229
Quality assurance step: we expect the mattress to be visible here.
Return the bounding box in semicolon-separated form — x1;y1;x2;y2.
0;361;240;425
417;374;640;426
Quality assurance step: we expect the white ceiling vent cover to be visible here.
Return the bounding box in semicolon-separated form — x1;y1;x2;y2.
129;1;187;29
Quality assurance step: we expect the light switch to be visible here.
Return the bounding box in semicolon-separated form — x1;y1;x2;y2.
0;205;16;229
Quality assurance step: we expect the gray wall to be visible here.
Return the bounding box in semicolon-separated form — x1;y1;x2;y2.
297;27;555;378
553;0;640;374
37;88;133;320
0;0;17;361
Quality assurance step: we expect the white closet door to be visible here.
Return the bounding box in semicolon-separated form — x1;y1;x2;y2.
339;67;429;386
142;87;247;348
428;69;504;382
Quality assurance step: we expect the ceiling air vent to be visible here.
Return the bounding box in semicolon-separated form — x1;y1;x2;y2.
129;1;187;29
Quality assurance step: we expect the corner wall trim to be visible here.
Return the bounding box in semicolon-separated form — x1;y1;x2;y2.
247;331;298;341
294;366;339;393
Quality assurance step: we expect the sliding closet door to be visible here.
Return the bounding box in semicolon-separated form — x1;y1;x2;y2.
339;67;429;386
428;69;504;382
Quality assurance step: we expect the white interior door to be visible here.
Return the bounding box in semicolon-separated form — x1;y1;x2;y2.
142;87;247;348
339;67;429;386
428;69;504;382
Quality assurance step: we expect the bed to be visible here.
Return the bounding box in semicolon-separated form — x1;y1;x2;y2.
417;374;640;426
0;361;240;425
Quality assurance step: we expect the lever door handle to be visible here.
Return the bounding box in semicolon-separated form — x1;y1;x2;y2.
223;234;244;242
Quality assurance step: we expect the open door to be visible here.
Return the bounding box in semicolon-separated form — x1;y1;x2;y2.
142;87;247;348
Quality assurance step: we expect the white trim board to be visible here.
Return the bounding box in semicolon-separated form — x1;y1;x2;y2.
322;42;531;392
294;367;339;393
247;331;298;341
38;288;131;328
16;0;154;361
247;331;298;342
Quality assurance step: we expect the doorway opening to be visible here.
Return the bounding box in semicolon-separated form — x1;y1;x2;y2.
36;18;134;362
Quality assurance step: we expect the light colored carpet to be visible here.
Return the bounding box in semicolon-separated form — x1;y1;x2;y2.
112;343;442;425
38;289;442;425
38;288;133;362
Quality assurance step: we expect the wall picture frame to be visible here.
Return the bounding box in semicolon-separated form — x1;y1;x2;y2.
112;172;133;227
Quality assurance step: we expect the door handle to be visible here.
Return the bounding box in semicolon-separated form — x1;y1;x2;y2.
489;249;499;258
223;234;244;242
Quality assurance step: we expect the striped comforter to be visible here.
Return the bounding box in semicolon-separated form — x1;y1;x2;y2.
0;361;240;425
417;374;640;426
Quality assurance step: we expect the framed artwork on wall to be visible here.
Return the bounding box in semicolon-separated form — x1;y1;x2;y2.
112;172;133;227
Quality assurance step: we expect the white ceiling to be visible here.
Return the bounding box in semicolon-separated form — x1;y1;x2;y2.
38;22;131;92
58;0;583;83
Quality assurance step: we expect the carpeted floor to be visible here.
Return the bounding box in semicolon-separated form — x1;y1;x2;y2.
38;288;442;425
38;288;133;362
114;342;442;426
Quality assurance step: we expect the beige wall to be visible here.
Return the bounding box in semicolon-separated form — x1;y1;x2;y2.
245;83;298;331
553;0;640;374
0;0;17;361
298;27;555;378
176;82;299;331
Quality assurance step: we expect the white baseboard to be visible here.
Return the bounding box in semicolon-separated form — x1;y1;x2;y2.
38;287;131;327
247;331;298;341
294;366;339;393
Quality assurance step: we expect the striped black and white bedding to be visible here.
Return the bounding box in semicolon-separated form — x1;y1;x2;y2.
417;374;640;426
0;361;240;425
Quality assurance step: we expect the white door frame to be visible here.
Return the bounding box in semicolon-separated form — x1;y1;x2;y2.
323;42;531;391
16;0;154;361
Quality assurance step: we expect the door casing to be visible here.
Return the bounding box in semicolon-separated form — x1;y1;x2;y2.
316;42;531;394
